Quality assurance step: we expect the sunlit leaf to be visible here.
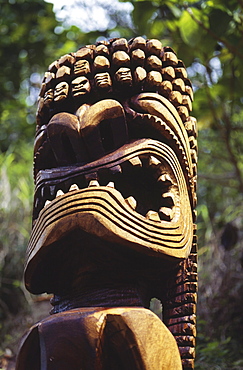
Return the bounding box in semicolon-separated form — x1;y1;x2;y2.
179;9;201;46
132;1;157;34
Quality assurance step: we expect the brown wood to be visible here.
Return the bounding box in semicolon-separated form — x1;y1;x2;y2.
131;49;146;66
112;37;129;52
93;55;110;71
162;50;178;66
162;66;176;80
16;308;182;370
18;36;198;370
146;55;162;71
134;66;147;85
146;38;162;56
129;36;147;51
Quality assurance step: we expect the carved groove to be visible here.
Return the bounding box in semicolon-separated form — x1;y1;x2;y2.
21;37;198;370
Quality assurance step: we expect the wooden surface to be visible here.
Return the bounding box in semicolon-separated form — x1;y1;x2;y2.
21;37;198;369
16;307;182;370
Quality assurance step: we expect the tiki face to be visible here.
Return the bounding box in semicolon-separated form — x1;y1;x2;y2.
27;37;197;294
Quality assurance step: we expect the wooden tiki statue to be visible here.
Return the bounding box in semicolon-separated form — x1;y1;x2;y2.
16;37;197;370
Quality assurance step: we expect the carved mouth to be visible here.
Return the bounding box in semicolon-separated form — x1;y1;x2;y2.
34;139;179;224
27;138;192;270
33;94;195;223
26;138;193;293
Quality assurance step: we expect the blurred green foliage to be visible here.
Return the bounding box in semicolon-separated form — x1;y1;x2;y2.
0;147;33;352
0;0;243;366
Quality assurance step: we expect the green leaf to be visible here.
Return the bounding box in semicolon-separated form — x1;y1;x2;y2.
150;20;166;38
178;9;201;47
132;1;157;35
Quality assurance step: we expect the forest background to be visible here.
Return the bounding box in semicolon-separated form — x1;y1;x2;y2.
0;0;243;368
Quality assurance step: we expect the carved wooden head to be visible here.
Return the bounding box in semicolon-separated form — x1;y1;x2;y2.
25;37;197;294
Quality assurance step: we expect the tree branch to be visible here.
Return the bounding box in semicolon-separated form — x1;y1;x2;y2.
185;7;243;61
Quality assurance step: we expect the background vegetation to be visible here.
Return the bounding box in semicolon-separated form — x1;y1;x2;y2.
0;0;243;368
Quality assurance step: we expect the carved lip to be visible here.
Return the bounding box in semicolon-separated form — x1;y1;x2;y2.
34;139;186;221
25;185;192;294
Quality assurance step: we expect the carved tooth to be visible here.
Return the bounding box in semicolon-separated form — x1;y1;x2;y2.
88;180;100;187
44;200;51;208
110;165;122;174
158;174;173;186
162;192;175;207
125;196;137;210
56;189;64;197
128;156;142;167
159;207;173;221
49;185;55;196
41;187;45;197
69;184;79;191
85;173;98;183
106;181;115;188
149;156;161;166
35;198;40;208
145;210;161;222
182;94;192;111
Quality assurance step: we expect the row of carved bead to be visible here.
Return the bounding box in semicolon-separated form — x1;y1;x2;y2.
37;37;194;125
186;119;197;209
163;230;198;369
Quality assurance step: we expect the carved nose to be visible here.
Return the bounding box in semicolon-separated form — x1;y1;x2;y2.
78;99;128;162
46;100;128;167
